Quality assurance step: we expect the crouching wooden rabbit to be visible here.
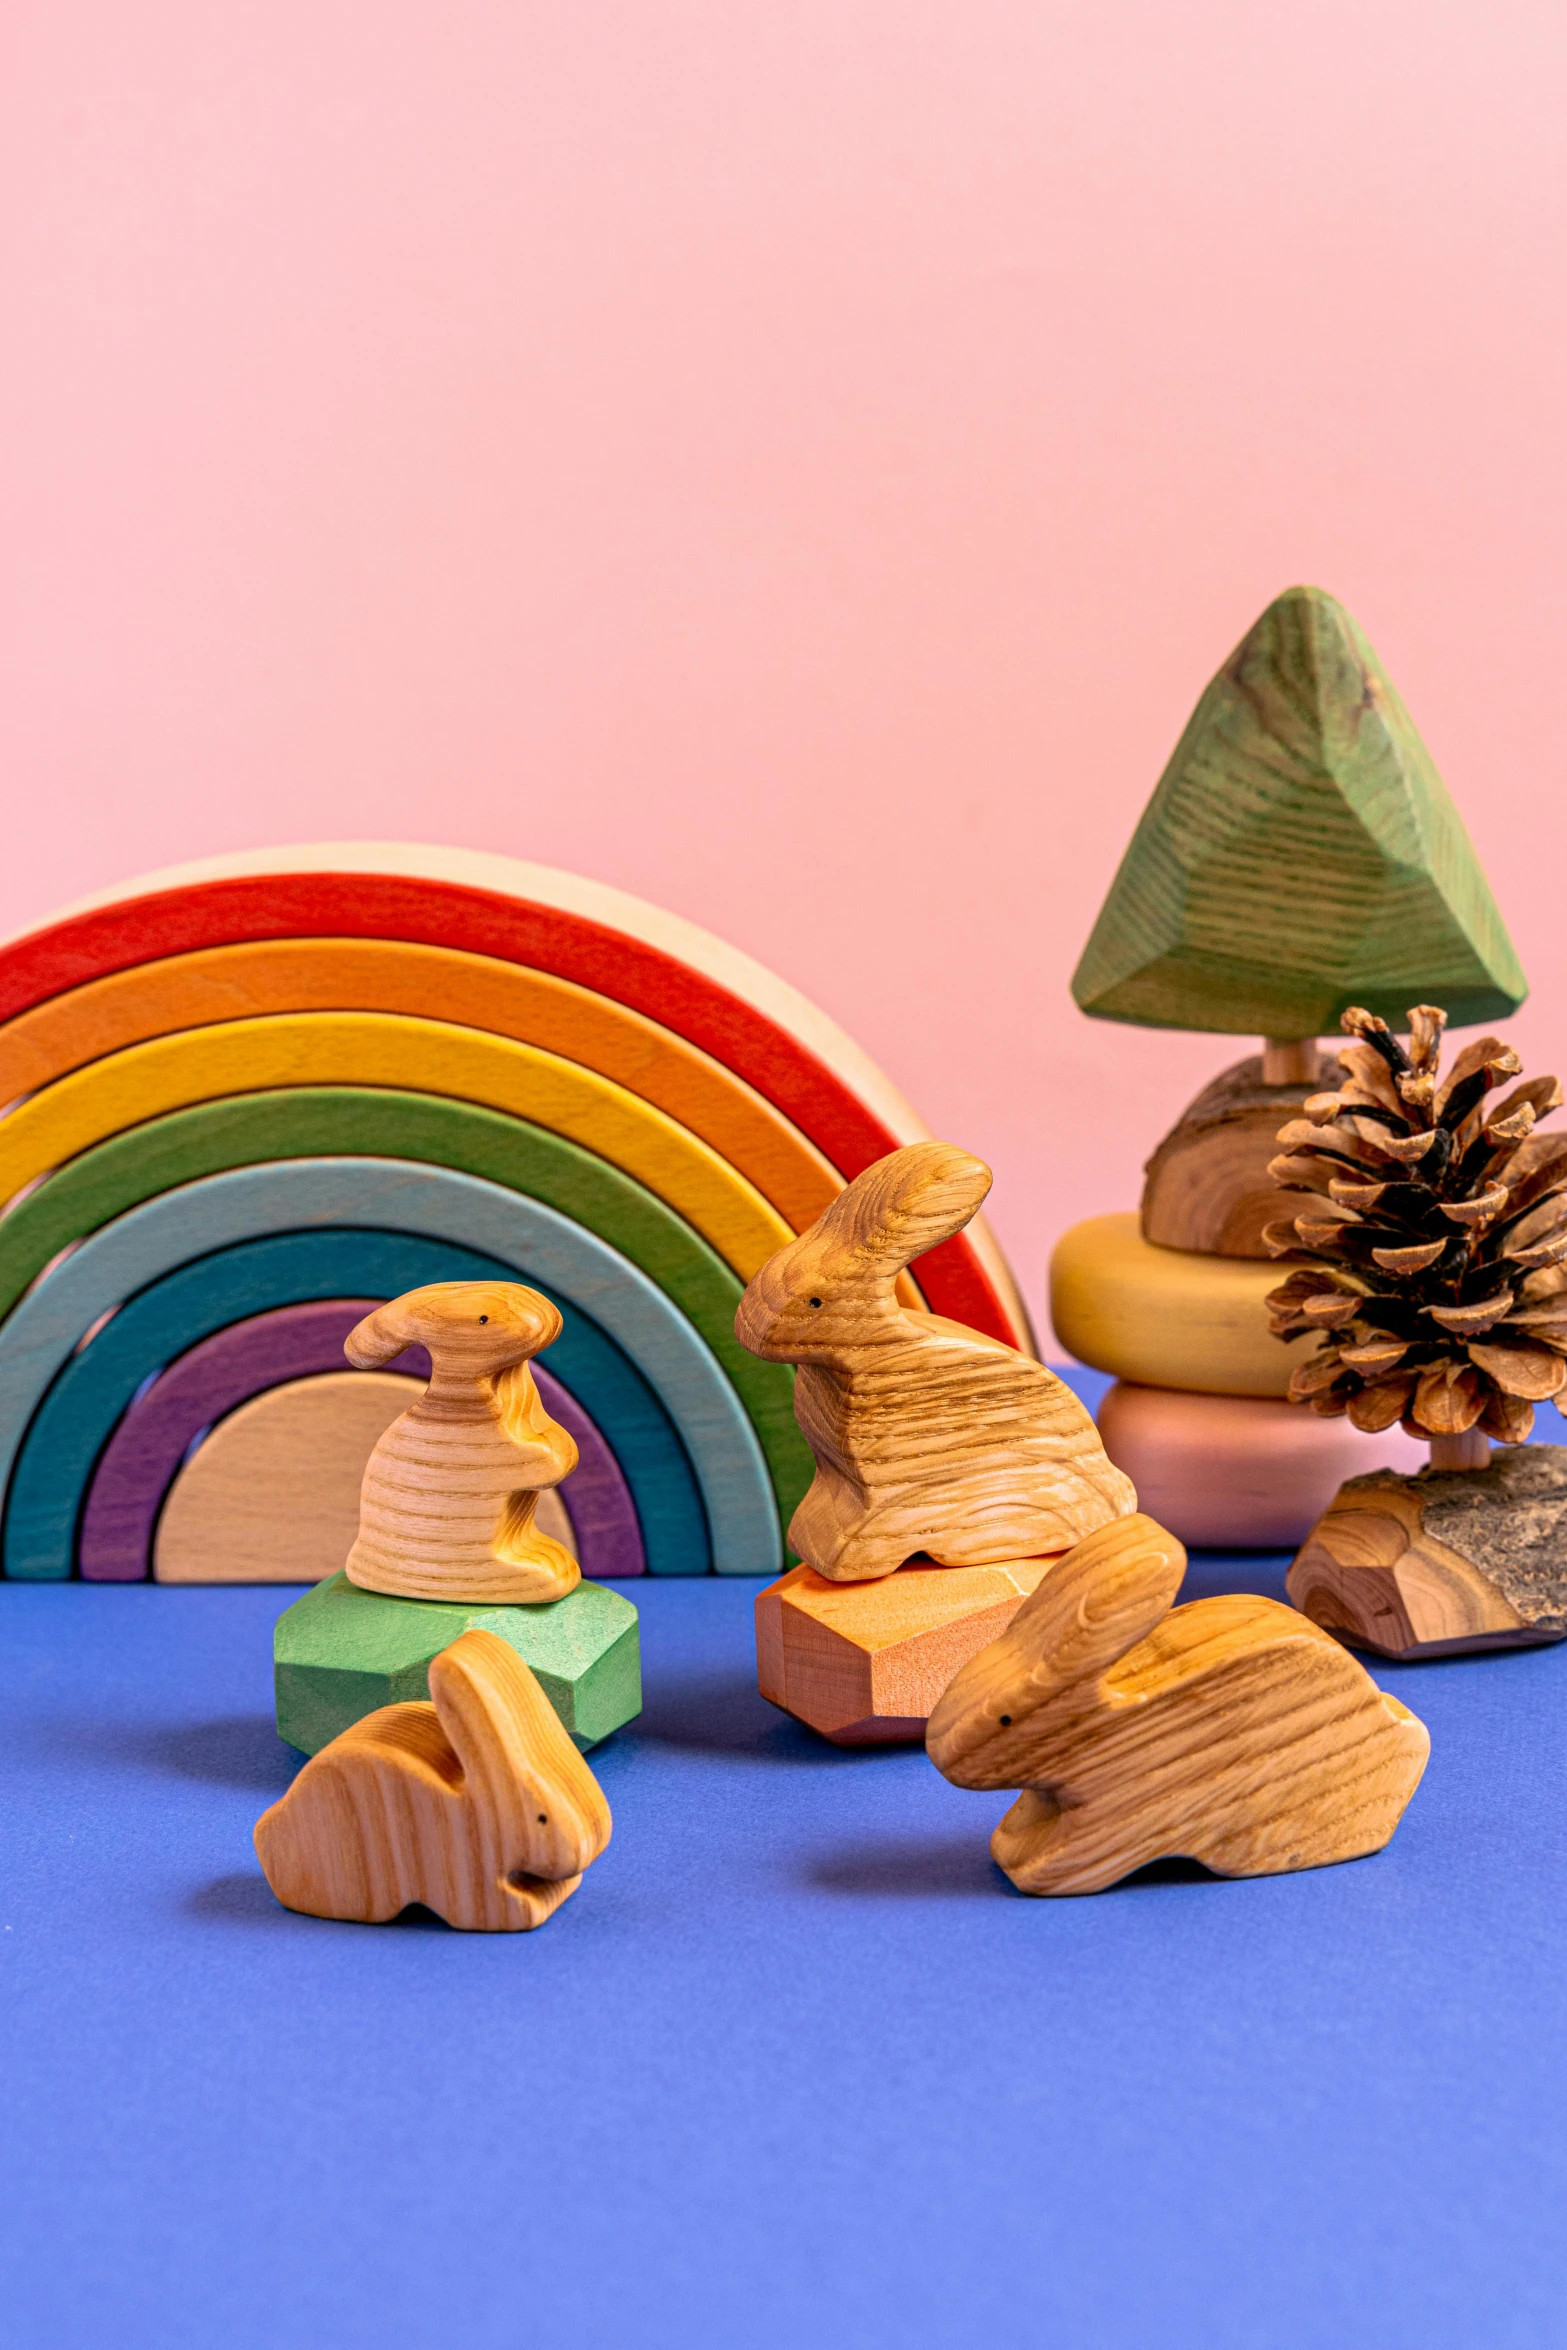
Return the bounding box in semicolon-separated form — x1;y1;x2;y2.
927;1513;1429;1893
344;1280;579;1606
255;1629;611;1930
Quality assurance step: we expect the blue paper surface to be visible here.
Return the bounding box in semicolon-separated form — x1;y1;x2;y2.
3;1572;1564;2349
4;1371;1566;2347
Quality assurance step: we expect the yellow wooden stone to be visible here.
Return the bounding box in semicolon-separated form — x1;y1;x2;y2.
154;1370;577;1585
0;1011;792;1280
1050;1212;1316;1397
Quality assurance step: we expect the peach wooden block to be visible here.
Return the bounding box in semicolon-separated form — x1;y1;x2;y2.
0;936;848;1234
736;1143;1133;1581
345;1282;581;1606
927;1514;1429;1894
153;1370;574;1585
1095;1382;1424;1549
755;1558;1054;1744
254;1628;612;1930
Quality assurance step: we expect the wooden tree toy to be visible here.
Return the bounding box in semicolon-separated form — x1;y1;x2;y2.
1072;584;1526;1258
737;1141;1135;1742
255;1628;612;1929
1276;1005;1567;1657
1053;586;1525;1551
344;1280;581;1606
926;1513;1429;1894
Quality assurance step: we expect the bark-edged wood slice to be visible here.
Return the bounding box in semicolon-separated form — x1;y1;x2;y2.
1141;1050;1339;1258
1287;1443;1567;1659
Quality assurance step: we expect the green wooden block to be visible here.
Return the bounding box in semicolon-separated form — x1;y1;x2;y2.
274;1572;641;1756
1071;585;1527;1037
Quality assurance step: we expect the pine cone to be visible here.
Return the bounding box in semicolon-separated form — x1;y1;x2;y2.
1265;1005;1567;1443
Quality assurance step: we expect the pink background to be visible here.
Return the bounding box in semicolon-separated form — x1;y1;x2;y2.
2;2;1563;1345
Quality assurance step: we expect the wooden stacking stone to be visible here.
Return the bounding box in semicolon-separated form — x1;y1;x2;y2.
1050;1214;1314;1397
274;1569;640;1756
1096;1384;1422;1551
755;1559;1053;1745
1140;1050;1340;1259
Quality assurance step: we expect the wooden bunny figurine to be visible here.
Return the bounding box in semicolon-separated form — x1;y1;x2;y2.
927;1513;1429;1893
344;1280;580;1605
255;1629;611;1929
735;1142;1135;1580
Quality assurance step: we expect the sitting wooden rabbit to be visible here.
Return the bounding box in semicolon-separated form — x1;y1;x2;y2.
344;1280;580;1605
255;1628;611;1930
926;1512;1429;1893
735;1141;1134;1580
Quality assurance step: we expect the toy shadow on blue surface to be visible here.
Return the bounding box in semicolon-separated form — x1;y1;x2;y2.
142;1716;306;1793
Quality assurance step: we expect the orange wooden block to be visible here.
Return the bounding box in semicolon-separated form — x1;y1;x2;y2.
755;1558;1054;1744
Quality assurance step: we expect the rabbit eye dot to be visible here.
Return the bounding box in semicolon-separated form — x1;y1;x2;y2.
999;1714;1012;1726
537;1813;548;1824
809;1297;822;1309
478;1314;489;1323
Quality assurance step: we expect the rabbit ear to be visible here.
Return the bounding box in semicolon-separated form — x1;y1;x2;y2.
927;1514;1182;1786
1004;1516;1184;1689
344;1301;410;1369
824;1142;993;1278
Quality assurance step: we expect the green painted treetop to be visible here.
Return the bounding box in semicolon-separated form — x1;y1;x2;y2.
1071;586;1526;1039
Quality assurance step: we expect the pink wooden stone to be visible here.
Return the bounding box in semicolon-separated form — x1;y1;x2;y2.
77;1298;646;1581
1095;1380;1426;1551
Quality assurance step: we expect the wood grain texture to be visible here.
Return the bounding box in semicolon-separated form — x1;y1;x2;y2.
927;1512;1430;1894
84;1301;637;1581
255;1628;612;1929
737;1143;1134;1580
0;935;852;1236
0;844;1030;1347
1287;1446;1567;1658
0;1088;811;1538
1050;1214;1318;1396
1071;584;1526;1036
341;1283;582;1605
0;1011;792;1283
0;1159;775;1578
1140;1050;1339;1257
755;1558;1052;1744
1096;1382;1423;1550
153;1371;529;1584
3;1226;711;1583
